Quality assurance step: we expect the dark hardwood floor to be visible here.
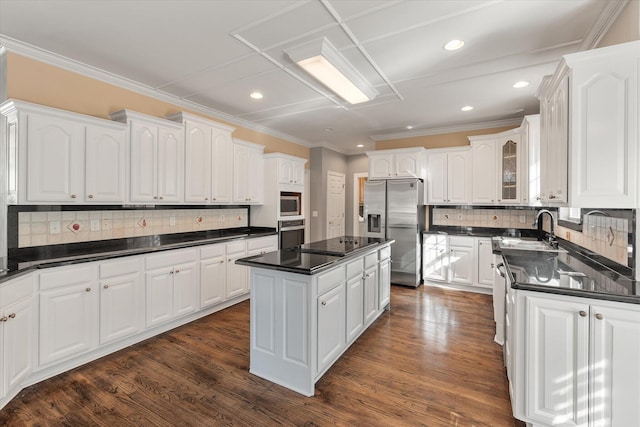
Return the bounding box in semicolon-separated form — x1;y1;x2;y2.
1;285;524;426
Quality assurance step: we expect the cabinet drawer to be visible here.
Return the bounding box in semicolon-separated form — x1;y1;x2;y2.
449;236;473;247
225;241;246;256
379;246;391;261
247;235;277;251
317;265;345;296
346;258;363;279
1;273;34;307
364;252;377;269
145;248;197;270
40;264;95;290
201;243;225;259
99;256;141;279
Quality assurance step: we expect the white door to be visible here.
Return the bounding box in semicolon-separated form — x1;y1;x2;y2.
85;125;126;203
591;304;640;427
99;272;142;345
184;122;212;203
327;171;345;238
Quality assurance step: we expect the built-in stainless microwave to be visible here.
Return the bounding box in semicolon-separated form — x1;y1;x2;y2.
280;192;302;217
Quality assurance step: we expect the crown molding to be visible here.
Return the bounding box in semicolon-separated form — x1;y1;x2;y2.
370;118;523;141
579;0;630;50
0;35;315;148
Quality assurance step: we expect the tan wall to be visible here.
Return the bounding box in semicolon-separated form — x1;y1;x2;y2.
374;125;518;150
6;53;310;164
598;0;640;48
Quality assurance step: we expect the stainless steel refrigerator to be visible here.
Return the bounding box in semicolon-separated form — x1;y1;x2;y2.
364;179;425;287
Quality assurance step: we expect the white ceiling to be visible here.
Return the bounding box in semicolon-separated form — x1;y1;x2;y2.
0;0;625;154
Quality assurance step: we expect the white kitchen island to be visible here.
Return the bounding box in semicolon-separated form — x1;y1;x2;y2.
236;237;393;396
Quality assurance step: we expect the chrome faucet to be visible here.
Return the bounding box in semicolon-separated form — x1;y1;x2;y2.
532;209;556;245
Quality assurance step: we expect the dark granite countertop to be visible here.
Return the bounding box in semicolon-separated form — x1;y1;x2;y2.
1;227;276;285
495;239;639;304
236;236;393;275
422;226;539;239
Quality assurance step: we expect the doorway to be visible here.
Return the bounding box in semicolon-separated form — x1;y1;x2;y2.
353;173;368;236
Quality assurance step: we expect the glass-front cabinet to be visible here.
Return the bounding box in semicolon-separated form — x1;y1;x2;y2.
500;140;518;201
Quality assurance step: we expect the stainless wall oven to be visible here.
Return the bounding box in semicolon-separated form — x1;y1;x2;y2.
279;219;305;249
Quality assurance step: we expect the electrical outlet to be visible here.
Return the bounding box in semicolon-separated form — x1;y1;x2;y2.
312;211;318;217
169;216;176;226
519;215;526;223
49;221;61;234
457;214;463;220
90;219;101;232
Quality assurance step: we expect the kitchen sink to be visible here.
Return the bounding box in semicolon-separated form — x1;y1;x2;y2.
495;237;567;253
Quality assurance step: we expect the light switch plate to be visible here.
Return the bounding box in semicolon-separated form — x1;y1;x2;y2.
170;216;176;226
90;219;101;232
312;211;318;217
49;221;61;234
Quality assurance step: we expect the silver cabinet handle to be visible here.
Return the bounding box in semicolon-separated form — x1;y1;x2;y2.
86;287;91;292
71;194;77;199
579;310;587;317
103;284;109;289
8;313;16;319
88;194;94;199
321;301;327;306
0;316;7;322
595;313;604;320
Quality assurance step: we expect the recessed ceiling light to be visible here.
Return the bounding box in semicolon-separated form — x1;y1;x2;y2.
324;127;334;132
406;125;414;130
512;81;530;89
444;39;465;51
356;144;364;148
461;105;474;111
250;92;263;99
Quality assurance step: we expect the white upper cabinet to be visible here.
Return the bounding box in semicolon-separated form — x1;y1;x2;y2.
426;148;471;205
166;112;235;204
0;100;127;205
111;110;184;204
232;139;264;204
470;136;498;204
366;148;426;180
275;155;305;187
538;41;639;208
520;115;541;206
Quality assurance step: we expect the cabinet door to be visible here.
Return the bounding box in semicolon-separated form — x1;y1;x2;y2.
423;235;447;282
471;140;497;203
346;275;364;343
232;144;249;203
317;284;345;373
200;256;226;308
525;295;589;427
379;258;391;309
546;74;569;203
145;267;174;327
85;125;126;203
99;272;143;345
211;127;232;203
476;239;494;288
363;266;378;325
184;122;212;203
247;147;264;204
2;298;33;395
157;125;184;203
292;161;305;186
591;305;640;427
278;158;293;185
570;57;638;208
173;262;198;317
395;152;421;178
26;113;83;202
369;155;393;179
447;150;471;204
449;246;473;284
226;247;248;299
427;153;447;204
130;120;158;202
39;283;97;366
496;135;521;204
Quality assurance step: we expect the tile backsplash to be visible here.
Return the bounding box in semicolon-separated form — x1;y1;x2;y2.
432;208;538;229
18;208;248;248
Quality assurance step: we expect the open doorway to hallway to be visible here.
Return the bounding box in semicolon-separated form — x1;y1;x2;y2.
353;173;368;236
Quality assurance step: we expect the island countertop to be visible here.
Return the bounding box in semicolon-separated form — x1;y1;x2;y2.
236;236;394;275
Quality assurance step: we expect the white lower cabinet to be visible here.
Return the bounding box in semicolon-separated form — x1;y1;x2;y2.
510;291;640;427
476;238;495;288
39;265;98;366
423;234;448;282
225;241;247;298
1;274;34;403
448;237;473;285
200;243;226;308
99;257;143;345
249;244;391;396
145;249;198;328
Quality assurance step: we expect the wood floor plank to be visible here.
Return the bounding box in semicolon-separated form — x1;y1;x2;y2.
0;285;524;426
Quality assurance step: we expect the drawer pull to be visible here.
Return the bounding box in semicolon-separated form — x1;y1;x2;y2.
595;313;604;320
8;313;16;319
0;316;7;322
579;310;587;317
88;194;94;199
104;284;109;289
321;301;327;306
86;287;91;292
71;194;77;199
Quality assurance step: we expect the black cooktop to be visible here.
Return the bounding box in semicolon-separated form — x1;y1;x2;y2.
289;236;383;256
